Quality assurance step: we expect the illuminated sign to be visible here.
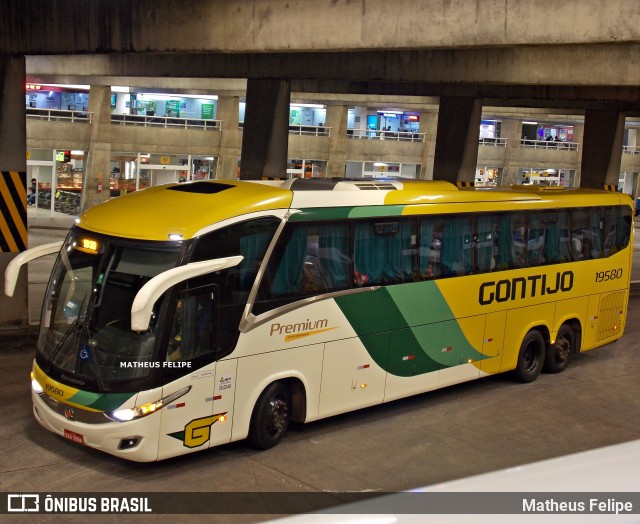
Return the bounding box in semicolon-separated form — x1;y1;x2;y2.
76;238;101;255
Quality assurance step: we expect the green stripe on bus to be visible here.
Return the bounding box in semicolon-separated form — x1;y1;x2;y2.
291;205;407;222
69;390;135;412
335;282;486;377
348;205;406;218
290;208;356;221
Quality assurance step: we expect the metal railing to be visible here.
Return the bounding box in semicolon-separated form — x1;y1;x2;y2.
520;139;580;151
26;107;93;123
288;125;331;136
111;114;222;130
623;145;640;154
479;137;508;147
347;129;426;142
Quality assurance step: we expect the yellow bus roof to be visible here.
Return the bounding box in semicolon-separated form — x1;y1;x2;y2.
76;179;630;241
77;181;292;240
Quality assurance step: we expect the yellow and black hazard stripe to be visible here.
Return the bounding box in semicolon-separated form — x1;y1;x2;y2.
603;184;618;192
456;181;475;188
0;171;27;252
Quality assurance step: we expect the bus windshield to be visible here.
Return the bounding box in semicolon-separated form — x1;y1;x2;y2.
36;230;182;392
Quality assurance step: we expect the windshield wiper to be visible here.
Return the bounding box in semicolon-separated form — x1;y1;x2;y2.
81;322;106;391
47;292;88;365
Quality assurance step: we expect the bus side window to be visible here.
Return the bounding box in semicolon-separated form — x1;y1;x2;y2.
527;213;545;267
571;207;602;260
542;210;571;264
604;205;632;256
440;216;474;276
353;219;416;286
419;217;443;279
476;214;495;273
503;213;525;269
263;221;352;300
191;217;280;304
167;284;217;364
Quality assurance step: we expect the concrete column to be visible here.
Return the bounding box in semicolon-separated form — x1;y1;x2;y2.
216;96;242;180
432;97;482;185
419;110;438;180
240;79;290;180
0;55;28;329
326;104;348;178
82;85;112;211
580;110;625;189
571;123;585;187
501;119;524;185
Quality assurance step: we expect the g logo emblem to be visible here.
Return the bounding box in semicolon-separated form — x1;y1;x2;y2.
183;413;227;448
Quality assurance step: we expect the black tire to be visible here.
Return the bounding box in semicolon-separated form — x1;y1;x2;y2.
513;330;546;383
248;382;291;450
544;324;574;374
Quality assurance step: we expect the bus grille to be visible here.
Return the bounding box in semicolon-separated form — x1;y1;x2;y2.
596;291;626;342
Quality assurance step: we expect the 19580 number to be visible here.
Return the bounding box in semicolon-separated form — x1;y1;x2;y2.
595;268;623;282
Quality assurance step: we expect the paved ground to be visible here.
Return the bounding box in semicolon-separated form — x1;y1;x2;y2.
0;214;638;522
1;296;639;522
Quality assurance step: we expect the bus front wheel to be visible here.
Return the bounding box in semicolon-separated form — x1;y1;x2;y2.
544;324;574;374
248;382;291;450
513;330;546;383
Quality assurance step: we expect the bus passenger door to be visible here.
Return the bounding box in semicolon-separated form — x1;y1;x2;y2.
157;364;218;460
157;284;224;459
208;358;237;448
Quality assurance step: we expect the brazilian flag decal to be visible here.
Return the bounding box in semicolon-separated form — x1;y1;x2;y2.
334;281;487;377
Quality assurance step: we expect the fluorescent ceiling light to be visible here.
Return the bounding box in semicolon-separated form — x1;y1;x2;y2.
522;121;538;125
290;103;325;109
38;83;90;90
138;93;218;101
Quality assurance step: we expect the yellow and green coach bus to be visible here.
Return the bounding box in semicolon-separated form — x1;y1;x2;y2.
4;178;634;461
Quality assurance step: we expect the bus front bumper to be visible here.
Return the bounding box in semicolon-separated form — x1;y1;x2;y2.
32;391;160;462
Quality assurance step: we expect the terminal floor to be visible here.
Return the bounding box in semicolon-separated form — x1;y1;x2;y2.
1;294;639;523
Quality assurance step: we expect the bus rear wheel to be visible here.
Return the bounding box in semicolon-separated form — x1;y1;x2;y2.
544;324;574;374
513;330;546;383
248;382;291;450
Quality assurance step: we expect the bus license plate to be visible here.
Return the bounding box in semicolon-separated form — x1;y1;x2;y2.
63;429;85;445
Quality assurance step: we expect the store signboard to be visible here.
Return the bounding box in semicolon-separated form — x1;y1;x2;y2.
201;103;214;120
290;109;301;125
166;100;180;117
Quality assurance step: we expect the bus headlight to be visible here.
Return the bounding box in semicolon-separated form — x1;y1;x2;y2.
31;371;44;394
108;386;191;422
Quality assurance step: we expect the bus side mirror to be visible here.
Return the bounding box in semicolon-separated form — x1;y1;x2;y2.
130;256;243;332
4;241;64;297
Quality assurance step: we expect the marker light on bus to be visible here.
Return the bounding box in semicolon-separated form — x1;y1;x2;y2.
30;372;44;394
168;234;183;241
109;386;191;422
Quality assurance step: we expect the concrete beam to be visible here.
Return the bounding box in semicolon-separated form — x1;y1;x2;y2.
26;44;640;88
3;1;639;55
